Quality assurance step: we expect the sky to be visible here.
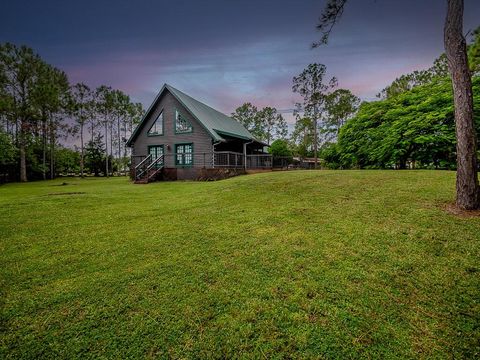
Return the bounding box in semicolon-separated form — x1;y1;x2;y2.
1;0;479;127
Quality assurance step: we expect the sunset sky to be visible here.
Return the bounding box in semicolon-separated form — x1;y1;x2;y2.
1;0;479;126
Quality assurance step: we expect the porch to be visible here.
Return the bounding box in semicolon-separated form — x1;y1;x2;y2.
131;151;293;182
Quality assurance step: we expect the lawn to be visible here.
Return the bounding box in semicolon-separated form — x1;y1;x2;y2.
1;171;479;359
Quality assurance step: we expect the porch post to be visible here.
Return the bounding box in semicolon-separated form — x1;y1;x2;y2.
243;142;247;171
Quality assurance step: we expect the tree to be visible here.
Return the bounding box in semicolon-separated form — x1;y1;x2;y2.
331;77;479;170
0;129;16;166
268;139;292;157
314;0;479;209
34;63;70;180
257;107;288;145
324;88;360;139
292;63;337;168
376;54;449;99
85;134;105;177
95;85;114;177
291;116;315;158
444;0;479;209
55;146;80;175
231;103;263;139
71;83;93;178
232;103;288;144
0;44;45;181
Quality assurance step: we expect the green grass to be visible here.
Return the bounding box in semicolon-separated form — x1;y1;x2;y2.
1;171;479;359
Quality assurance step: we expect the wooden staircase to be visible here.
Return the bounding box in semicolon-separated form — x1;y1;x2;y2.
134;155;164;184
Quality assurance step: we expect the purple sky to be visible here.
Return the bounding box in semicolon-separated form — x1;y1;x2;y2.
1;0;479;127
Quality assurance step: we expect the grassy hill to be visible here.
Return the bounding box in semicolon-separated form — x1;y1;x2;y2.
1;171;479;359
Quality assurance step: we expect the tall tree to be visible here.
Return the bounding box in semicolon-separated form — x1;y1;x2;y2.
95;85;114;177
231;103;262;139
291;116;315;158
71;83;93;178
0;44;44;181
324;88;360;139
257;107;288;145
292;63;337;168
444;0;479;209
34;63;70;180
85;134;105;177
314;0;479;209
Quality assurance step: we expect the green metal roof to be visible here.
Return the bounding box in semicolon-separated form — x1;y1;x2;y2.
126;84;259;146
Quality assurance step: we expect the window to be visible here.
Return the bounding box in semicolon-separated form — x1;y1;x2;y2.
148;145;164;168
148;111;163;135
175;110;193;133
175;143;193;166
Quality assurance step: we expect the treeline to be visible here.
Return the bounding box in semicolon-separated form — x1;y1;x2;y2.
322;76;480;169
0;43;144;182
255;28;480;169
232;63;360;163
319;28;480;170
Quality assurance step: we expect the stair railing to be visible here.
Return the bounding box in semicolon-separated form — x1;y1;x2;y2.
135;154;152;180
147;154;164;172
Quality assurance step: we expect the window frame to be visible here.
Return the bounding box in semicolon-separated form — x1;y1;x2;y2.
147;145;165;167
174;109;193;134
175;142;194;167
147;110;164;137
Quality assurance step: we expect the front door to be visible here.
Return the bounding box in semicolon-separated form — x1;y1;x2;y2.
148;145;164;168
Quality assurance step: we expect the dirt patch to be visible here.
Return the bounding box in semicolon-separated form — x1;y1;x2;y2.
444;203;480;218
46;192;86;196
51;182;76;186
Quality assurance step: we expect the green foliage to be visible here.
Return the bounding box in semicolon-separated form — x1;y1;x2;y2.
330;77;480;169
468;26;480;75
319;142;342;169
378;30;480;99
324;88;360;139
268;139;292;157
376;54;449;99
232;103;287;144
85;134;106;176
0;130;16;166
231;103;261;137
257;107;287;144
55;147;80;174
1;172;479;358
290;117;314;157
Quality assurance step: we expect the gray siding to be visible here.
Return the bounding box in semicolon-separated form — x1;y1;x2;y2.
131;91;214;168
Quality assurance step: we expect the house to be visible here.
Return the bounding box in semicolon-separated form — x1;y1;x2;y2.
126;84;267;182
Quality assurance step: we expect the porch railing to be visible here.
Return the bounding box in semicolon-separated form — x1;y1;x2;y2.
214;151;244;168
130;152;296;177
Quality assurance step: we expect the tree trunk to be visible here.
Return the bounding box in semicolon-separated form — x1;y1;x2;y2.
42;118;47;181
50;123;55;180
444;0;479;209
105;122;109;177
117;117;121;174
80;123;84;178
124;120;128;175
19;120;27;182
110;122;113;175
313;118;318;169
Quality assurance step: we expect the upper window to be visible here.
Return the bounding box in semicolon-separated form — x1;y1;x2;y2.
148;111;163;136
175;110;193;133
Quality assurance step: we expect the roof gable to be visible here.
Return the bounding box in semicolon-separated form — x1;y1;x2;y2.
126;84;256;146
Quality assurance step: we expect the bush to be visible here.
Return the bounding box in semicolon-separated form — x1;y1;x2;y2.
269;139;293;157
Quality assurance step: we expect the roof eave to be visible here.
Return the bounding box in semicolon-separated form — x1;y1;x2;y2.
126;84;168;147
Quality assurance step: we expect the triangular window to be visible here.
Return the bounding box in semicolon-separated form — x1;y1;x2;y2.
148;111;163;135
175;110;193;133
